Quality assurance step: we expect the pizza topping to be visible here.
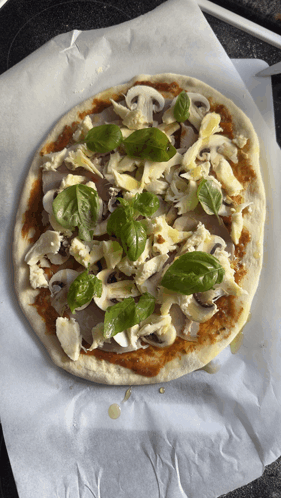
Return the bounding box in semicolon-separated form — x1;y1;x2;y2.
25;230;62;266
103;292;156;339
197;177;222;220
69;238;103;268
56;317;82;361
232;134;248;149
123;127;177;163
82;124;123;154
124;85;165;127
49;269;79;315
94;269;140;312
65;145;103;178
67;270;102;314
139;314;177;348
72;115;93;142
173;91;191;123
230;202;252;245
41;148;67;171
161;251;225;295
25;82;254;361
29;264;49;289
52;184;100;241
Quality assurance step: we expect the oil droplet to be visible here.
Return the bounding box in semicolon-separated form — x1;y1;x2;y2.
159;387;165;394
230;330;244;354
202;360;220;374
108;403;121;419
122;386;132;402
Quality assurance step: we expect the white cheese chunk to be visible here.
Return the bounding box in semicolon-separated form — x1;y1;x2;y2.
214;247;247;296
232;134;248;149
41;148;67;171
88;323;107;351
56;317;82;361
179;222;211;254
65;145;103;178
199;112;222;139
29;264;48;289
72;115;93;142
123;109;147;130
69;238;103;268
58;173;88;192
135;254;168;286
149;215;191;255
212;156;243;196
231;202;253;245
25;231;62;265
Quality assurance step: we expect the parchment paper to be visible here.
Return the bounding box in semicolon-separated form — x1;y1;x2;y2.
0;0;281;497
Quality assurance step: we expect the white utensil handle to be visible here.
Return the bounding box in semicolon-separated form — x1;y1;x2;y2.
197;0;281;50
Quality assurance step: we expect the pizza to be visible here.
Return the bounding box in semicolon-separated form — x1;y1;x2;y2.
13;73;266;385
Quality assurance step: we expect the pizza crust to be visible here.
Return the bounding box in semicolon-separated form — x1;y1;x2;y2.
13;74;266;384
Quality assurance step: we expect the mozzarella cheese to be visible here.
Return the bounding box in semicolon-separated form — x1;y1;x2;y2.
25;230;62;265
29;264;48;289
56;317;82;361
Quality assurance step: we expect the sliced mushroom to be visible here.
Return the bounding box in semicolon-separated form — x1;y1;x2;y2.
125;85;165;126
133;314;175;348
94;269;140;311
113;331;130;348
178;294;218;323
140;314;177;348
47;237;70;265
49;269;79;315
180;124;198;149
187;93;211;129
42;189;57;214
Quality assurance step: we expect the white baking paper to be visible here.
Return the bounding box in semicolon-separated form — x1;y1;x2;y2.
0;1;281;497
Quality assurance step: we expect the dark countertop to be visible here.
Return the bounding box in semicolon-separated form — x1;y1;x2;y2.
1;1;281;497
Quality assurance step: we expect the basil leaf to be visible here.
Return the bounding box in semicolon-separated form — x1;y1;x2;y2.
107;205;131;238
161;251;225;295
136;292;156;322
173;91;190;122
53;184;100;241
104;297;136;338
121;220;147;262
104;292;155;338
197;179;222;219
84;124;123;153
67;271;102;314
133;192;160;217
123;127;176;162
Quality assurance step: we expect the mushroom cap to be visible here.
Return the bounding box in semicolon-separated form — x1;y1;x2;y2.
125;85;165;112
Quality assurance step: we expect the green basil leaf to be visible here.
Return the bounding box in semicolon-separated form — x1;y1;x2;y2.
135;292;156;322
84;124;123;153
123;127;176;162
197;179;222;219
104;292;155;338
106;205;132;238
53;184;100;241
121;220;147;262
104;297;136;338
173;91;190;122
161;251;225;295
67;271;102;314
133;192;160;217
